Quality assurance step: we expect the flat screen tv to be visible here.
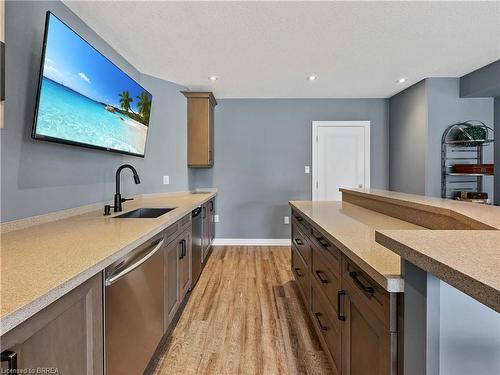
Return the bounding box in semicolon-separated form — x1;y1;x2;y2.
32;12;152;157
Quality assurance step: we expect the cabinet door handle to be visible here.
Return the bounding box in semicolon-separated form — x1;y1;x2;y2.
316;236;329;248
105;239;165;286
349;271;374;295
337;290;346;321
314;312;328;331
294;238;304;246
295;216;303;222
0;42;4;101
1;350;17;372
294;267;303;277
202;206;207;219
315;270;328;283
179;240;184;260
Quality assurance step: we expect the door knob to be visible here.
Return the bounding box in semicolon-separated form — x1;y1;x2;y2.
358;184;363;188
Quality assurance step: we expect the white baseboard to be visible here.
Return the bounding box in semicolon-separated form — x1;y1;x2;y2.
212;238;291;246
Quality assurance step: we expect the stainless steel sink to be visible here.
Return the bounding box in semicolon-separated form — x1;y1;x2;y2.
114;208;175;218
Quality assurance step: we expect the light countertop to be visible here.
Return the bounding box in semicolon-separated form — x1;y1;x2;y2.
0;191;216;335
340;188;500;230
376;230;500;313
340;188;500;313
289;200;424;292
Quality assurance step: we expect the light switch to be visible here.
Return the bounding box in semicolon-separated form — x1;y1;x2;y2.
163;176;170;185
214;215;220;223
284;216;290;224
305;166;310;174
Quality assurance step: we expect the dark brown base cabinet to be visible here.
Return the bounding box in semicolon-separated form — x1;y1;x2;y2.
164;215;193;328
0;274;104;375
291;210;400;375
201;198;215;263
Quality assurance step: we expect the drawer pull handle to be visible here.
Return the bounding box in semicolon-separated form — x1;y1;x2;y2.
294;238;304;246
315;270;328;284
314;312;328;331
337;290;346;321
349;271;374;295
294;267;303;277
179;239;184;260
316;236;329;248
296;216;303;222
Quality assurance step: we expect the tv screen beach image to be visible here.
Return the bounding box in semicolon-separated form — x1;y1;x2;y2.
34;13;152;156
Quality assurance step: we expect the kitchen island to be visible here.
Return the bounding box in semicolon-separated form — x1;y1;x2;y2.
290;188;500;375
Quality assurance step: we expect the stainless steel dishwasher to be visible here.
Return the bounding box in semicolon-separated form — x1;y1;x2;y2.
105;232;165;375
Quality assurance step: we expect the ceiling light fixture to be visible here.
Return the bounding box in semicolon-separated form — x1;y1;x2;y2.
209;75;218;81
397;77;407;84
307;75;317;81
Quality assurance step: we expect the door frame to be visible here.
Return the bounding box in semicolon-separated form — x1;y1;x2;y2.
312;121;371;200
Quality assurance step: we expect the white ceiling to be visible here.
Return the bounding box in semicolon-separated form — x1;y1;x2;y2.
64;1;500;99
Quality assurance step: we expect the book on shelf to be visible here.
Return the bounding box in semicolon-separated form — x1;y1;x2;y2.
452;164;494;174
455;197;490;204
455;191;488;200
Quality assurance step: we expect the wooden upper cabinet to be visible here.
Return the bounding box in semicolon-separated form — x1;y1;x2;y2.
182;91;217;168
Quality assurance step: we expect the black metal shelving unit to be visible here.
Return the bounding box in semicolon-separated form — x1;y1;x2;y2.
441;121;494;201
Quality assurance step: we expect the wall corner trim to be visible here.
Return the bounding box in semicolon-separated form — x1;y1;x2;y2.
212;238;291;246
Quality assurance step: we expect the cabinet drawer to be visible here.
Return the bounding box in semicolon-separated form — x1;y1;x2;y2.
179;213;192;232
310;227;341;266
312;246;341;313
311;282;341;374
291;222;311;266
292;245;310;308
164;214;192;245
342;258;395;331
165;222;180;244
292;209;310;234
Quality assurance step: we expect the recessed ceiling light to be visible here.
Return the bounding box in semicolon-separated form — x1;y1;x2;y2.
397;77;407;84
307;75;317;81
209;75;218;81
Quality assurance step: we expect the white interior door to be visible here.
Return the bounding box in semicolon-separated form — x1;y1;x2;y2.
313;121;370;200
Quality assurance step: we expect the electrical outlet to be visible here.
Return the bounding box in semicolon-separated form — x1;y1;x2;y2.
214;214;220;223
284;216;290;224
163;176;169;185
305;166;310;174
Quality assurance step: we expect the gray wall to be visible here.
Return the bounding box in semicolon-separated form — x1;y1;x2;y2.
439;283;500;375
389;80;428;195
426;78;494;199
1;1;189;222
460;59;500;98
192;98;389;239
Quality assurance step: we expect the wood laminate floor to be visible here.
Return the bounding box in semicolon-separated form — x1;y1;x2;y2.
153;246;333;375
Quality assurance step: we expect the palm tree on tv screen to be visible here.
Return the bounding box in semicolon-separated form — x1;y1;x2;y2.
137;91;152;124
119;91;133;113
